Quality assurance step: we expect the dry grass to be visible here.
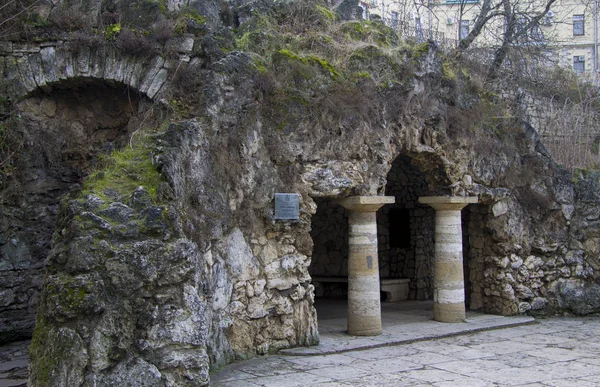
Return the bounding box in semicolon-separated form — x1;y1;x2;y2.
541;89;600;171
234;1;433;131
115;29;157;58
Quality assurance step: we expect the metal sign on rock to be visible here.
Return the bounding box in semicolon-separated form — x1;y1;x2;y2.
275;193;300;220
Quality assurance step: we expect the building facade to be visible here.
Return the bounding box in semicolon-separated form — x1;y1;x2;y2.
364;0;600;77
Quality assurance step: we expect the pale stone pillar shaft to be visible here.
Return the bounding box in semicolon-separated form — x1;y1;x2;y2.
419;196;478;323
338;196;394;336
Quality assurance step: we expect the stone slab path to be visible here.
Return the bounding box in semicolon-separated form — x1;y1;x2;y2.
282;300;535;355
212;317;600;386
0;341;28;387
2;315;600;386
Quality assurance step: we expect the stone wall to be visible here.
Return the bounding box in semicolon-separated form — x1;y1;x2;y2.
502;86;600;168
310;198;349;278
462;204;491;310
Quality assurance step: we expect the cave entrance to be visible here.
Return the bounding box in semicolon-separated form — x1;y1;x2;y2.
310;197;349;298
308;154;442;334
382;154;479;323
308;197;350;332
309;153;481;335
0;80;157;342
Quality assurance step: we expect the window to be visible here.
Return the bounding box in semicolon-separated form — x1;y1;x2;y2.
459;20;470;40
359;3;367;19
389;209;411;249
573;14;584;36
530;25;544;41
391;11;399;28
415;16;424;40
573;56;585;73
515;17;528;43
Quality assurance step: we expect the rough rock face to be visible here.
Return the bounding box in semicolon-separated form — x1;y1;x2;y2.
0;0;599;386
30;188;213;386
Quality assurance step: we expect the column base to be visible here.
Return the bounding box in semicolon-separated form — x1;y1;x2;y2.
348;315;382;336
434;302;466;323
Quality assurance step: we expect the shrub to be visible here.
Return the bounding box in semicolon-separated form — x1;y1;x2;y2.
115;29;157;58
67;32;105;53
150;19;175;46
49;7;89;31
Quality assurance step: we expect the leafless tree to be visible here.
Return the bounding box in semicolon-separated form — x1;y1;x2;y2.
378;0;560;79
0;0;43;39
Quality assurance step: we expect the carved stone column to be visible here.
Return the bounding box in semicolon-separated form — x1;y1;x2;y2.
418;196;478;323
337;196;395;336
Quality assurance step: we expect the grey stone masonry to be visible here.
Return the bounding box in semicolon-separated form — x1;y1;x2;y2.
0;38;196;102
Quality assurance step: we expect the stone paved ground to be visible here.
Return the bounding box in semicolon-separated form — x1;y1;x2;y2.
2;317;599;386
0;341;28;387
212;317;600;386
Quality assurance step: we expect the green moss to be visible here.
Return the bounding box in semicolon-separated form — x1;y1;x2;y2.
234;29;285;55
442;61;456;80
104;23;122;40
173;7;207;35
276;48;304;62
183;8;207;25
29;316;52;385
340;20;399;47
253;11;276;30
255;63;268;73
275;49;340;78
341;21;364;40
306;54;340;78
82;137;162;202
315;4;337;22
29;313;89;386
236;32;252;50
64;284;88;310
412;42;430;59
351;71;372;82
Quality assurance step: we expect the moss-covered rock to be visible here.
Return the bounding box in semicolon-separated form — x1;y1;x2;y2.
29;325;88;387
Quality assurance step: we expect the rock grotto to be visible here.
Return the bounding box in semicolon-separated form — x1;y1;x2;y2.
0;0;599;385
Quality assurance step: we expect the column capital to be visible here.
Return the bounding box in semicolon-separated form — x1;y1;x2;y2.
418;196;478;211
336;196;395;212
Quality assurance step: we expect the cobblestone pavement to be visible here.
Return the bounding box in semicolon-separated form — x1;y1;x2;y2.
0;341;28;387
212;317;600;386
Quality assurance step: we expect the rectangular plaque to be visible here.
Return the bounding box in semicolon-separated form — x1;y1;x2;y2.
275;193;300;220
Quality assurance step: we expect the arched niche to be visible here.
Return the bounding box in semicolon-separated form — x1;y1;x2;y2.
0;79;156;342
378;153;450;300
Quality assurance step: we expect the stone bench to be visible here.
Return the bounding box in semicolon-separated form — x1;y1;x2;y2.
312;277;410;302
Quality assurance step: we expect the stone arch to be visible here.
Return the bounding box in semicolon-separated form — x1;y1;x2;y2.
0;45;172;341
307;151;455;333
0;41;181;102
